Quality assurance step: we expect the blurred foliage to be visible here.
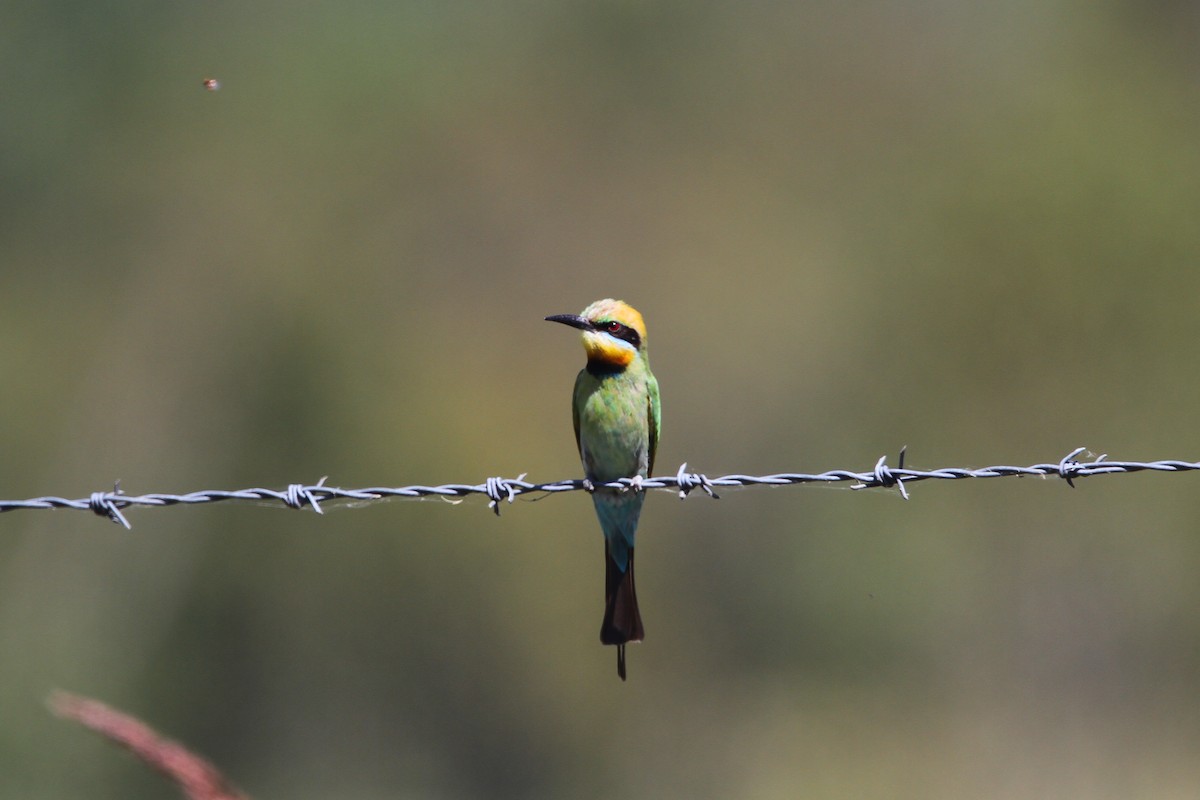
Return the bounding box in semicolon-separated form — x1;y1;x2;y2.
4;1;1200;797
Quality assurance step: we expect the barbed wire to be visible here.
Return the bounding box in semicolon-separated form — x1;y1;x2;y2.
1;447;1196;530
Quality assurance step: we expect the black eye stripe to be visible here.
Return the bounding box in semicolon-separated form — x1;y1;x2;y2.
594;319;641;348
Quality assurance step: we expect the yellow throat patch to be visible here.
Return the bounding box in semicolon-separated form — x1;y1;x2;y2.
580;299;647;367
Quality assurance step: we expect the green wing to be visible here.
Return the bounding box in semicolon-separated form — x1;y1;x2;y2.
647;372;661;477
572;369;585;460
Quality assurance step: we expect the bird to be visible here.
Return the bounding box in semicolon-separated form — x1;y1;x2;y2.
546;299;660;680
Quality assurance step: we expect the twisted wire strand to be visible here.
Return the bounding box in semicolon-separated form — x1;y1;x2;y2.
2;447;1195;529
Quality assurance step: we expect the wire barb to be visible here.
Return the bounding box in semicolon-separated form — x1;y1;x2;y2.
849;447;910;499
283;477;328;514
88;483;131;530
4;448;1198;529
675;463;719;500
1058;446;1086;488
485;474;525;516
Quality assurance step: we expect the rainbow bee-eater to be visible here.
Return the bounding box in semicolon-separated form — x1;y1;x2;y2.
546;299;660;680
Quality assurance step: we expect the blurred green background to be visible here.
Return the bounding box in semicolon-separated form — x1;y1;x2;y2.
4;1;1200;797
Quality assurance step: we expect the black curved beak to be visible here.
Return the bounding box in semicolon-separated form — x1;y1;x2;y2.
545;314;591;331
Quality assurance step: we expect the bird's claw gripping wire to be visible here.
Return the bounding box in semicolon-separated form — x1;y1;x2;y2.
675;463;719;499
89;482;131;529
485;474;525;516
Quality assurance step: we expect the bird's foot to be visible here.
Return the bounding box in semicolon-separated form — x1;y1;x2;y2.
627;475;644;494
582;478;596;493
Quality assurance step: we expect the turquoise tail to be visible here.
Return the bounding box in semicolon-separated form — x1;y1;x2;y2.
593;491;645;679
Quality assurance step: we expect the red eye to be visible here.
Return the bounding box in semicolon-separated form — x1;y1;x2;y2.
606;321;621;334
